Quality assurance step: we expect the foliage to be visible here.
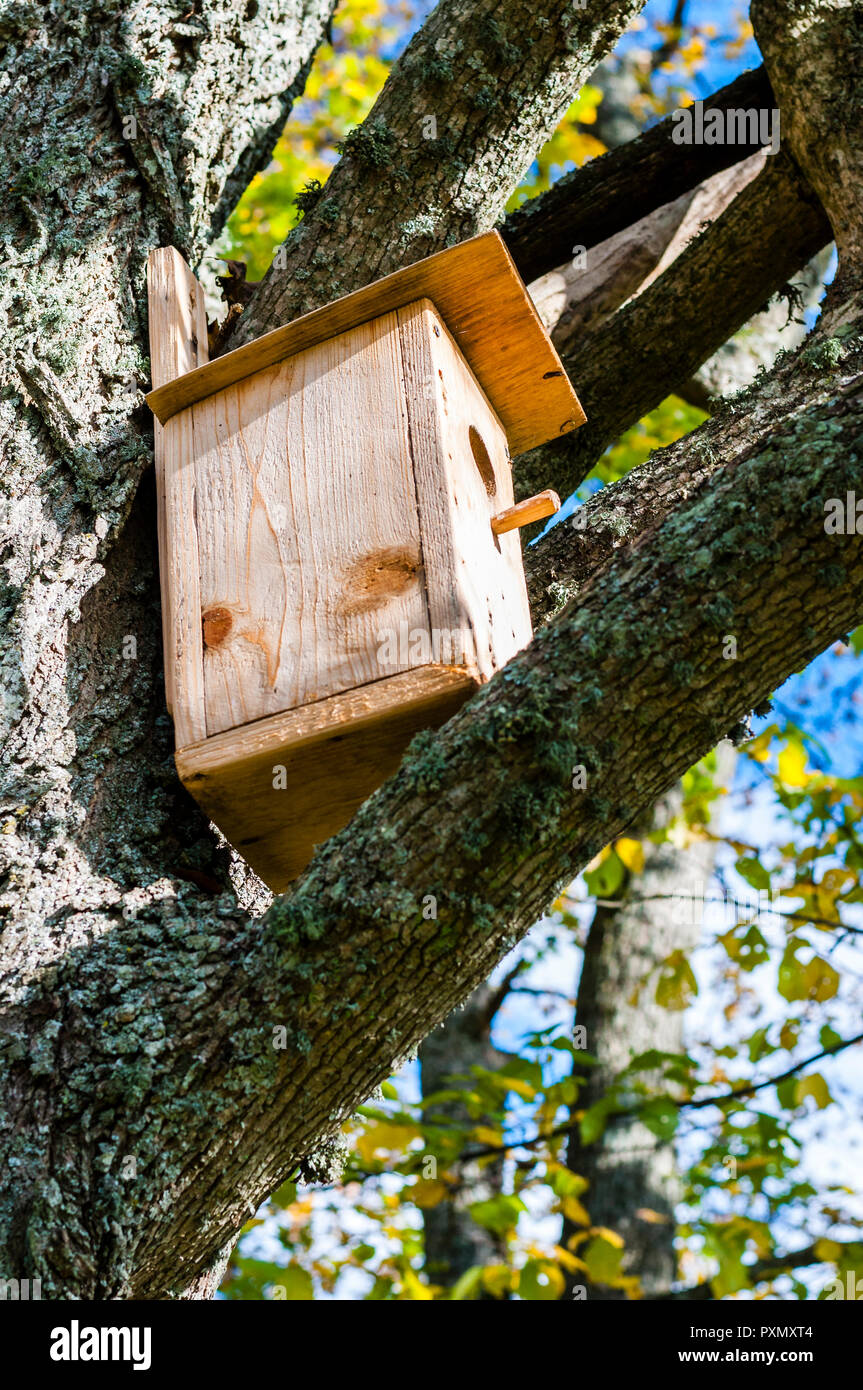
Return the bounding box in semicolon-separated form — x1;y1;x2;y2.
223;0;403;280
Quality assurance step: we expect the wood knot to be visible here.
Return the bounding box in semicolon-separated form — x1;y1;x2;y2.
202;606;233;648
340;547;421;615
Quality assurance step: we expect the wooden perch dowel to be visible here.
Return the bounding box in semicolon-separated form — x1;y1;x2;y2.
491;490;561;536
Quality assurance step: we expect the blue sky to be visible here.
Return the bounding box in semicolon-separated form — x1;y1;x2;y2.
623;0;760;87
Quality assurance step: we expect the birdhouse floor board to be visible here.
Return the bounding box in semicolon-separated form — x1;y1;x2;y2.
146;231;585;457
175;663;478;891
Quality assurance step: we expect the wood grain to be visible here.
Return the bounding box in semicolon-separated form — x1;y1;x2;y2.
147;248;209;746
398;299;534;683
146;231;586;457
176;665;478;889
192;310;430;738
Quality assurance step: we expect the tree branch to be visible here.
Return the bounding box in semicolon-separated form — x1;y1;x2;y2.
5;0;862;1304
501;66;774;284
753;0;863;279
442;1029;863;1166
528;153;767;350
658;1243;833;1300
515;148;831;510
118;310;863;1296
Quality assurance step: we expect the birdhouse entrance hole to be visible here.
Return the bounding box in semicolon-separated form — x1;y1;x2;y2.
469;425;497;497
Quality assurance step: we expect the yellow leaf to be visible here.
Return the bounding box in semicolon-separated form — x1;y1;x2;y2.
562;1196;591;1226
803;955;840;1002
506;1077;537;1101
590;1226;624;1248
481;1264;516;1297
814;1238;842;1262
470;1125;502;1146
399;1267;434;1301
655;949;698;1011
616;838;645;874
778;740;808;788
552;1244;587;1274
636;1208;671;1225
355;1122;421;1163
410;1179;449;1209
794;1073;833;1110
567;1230;592;1253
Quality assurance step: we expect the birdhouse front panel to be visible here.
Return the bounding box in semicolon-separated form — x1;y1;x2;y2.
191;309;430;737
147;232;585;889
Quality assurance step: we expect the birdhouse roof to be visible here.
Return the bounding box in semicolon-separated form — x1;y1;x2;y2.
146;231;584;456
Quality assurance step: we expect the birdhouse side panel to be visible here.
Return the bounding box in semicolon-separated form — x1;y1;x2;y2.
147;248;209;749
397;300;533;683
190;311;432;740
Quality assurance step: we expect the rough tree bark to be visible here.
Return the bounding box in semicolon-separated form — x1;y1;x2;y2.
514;148;831;508
0;0;338;1299
0;0;860;1302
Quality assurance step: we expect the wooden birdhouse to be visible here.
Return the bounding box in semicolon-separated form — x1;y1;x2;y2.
146;231;585;890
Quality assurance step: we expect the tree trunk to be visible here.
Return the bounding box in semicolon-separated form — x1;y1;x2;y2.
565;756;734;1298
419;984;508;1288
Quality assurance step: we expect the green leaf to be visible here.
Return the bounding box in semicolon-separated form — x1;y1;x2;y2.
655;950;698;1010
778;939;840;1002
794;1073;833;1110
746;1026;773;1063
735;855;771;892
640;1096;679;1141
583;1234;625;1286
450;1265;484;1300
468;1193;526;1235
518;1257;564;1300
580;1096;618;1145
584;850;625;898
550;1167;589;1199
